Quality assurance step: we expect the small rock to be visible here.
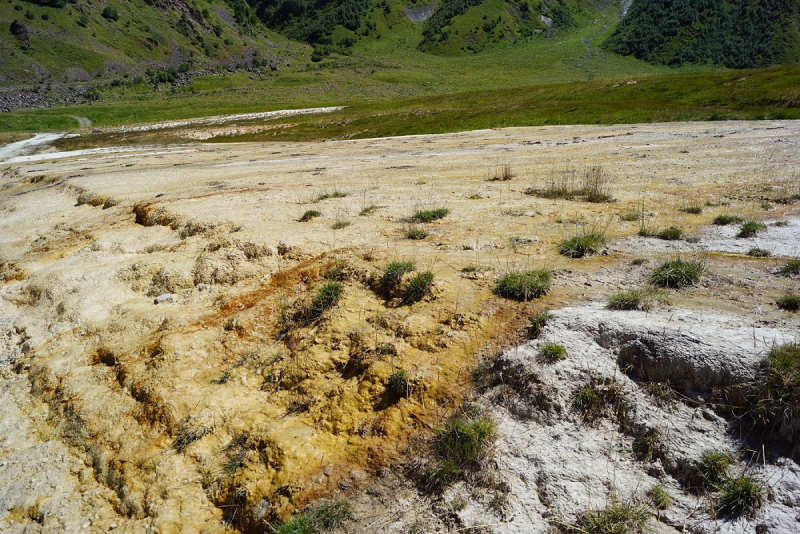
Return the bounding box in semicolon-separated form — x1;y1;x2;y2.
153;294;174;304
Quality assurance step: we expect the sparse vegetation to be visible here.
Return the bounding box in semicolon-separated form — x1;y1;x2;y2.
630;258;649;266
494;270;551;301
527;165;613;203
746;342;800;436
315;190;348;202
778;259;800;276
607;286;668;311
558;230;607;258
525;310;551;339
432;408;497;485
632;428;660;462
575;501;650;534
649;258;705;289
273;501;351;534
537;343;566;363
582;165;614;203
737;220;767;238
359;204;384;216
679;205;703;214
402;271;435;304
488;164;514;181
713;214;743;226
572;380;624;423
331;218;350;230
695;450;734;488
309;281;344;319
387;370;409;398
403;224;430;240
656;226;682;240
646;484;672;511
620;212;642;222
716;476;765;519
777;294;800;311
299;209;321;222
411;207;450;223
747;247;771;257
772;220;789;227
381;261;415;290
172;417;206;453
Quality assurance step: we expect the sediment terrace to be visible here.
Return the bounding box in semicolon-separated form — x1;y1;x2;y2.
0;121;798;533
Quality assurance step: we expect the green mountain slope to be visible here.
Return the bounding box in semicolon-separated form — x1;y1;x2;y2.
0;0;294;85
604;0;800;68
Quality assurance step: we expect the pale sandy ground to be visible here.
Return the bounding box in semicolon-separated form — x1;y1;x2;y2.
0;121;798;533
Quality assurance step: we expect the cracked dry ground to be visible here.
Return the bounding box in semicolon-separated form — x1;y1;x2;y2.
0;121;798;533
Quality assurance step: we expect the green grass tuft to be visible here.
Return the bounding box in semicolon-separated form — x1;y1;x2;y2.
494;270;551;301
747;247;771;257
649;258;705;289
402;271;435;304
273;500;351;534
679;205;703;214
432;408;496;486
359;204;384;216
572;380;624;423
411;207;450;223
309;281;344;319
695;450;734;488
298;209;321;222
630;258;649;266
403;224;430;240
576;501;650;534
315;190;348;202
777;294;800;311
525;310;551;339
558;230;607;258
387;369;409;398
737;220;767;238
716;476;765;519
607;286;668;311
656;226;683;240
537;343;566;363
712;214;743;226
646;485;672;511
381;261;415;289
620;212;642;222
746;342;800;436
778;259;800;276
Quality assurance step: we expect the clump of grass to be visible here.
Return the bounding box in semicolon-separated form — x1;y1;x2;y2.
488;163;513;181
656;226;682;240
309;281;344;319
494;270;551;301
402;271;434;304
432;408;497;485
172;417;206;453
737;220;767;238
747;247;771;257
695;450;734;488
299;209;321;222
649;258;705;289
331;218;350;230
572;380;624;423
632;428;660;462
582;165;614;203
381;260;415;289
761;201;774;211
716;476;765;518
778;259;800;276
558;230;607;258
777;293;800;311
620;212;642;222
646;484;672;511
713;214;743;226
273;501;351;534
537;343;566;363
525;310;551;339
359;204;384;216
607;286;668;311
387;369;409;398
576;501;650;534
746;342;800;437
772;220;789;227
403;224;430;240
460;264;480;273
411;207;449;223
679;205;703;214
314;190;348;202
630;258;649;266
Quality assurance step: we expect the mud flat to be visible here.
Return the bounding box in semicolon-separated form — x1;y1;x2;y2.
0;121;798;532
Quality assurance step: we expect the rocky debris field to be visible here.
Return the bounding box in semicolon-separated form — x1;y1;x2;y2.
0;120;798;533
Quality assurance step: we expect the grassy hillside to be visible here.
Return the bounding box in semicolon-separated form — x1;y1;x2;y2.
0;0;300;85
